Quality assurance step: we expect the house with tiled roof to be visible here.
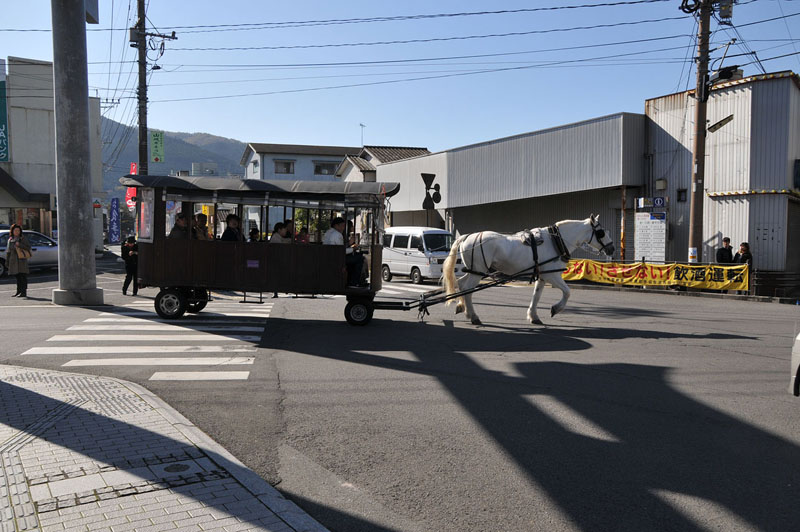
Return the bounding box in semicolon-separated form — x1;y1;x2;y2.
336;146;430;182
240;143;360;182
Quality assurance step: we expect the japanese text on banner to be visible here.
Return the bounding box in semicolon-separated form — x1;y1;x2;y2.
562;259;748;291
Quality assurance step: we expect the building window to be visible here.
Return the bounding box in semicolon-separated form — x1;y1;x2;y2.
677;189;688;202
251;160;259;174
274;160;294;174
314;162;337;175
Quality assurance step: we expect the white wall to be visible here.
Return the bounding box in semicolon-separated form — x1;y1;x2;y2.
377;152;448;212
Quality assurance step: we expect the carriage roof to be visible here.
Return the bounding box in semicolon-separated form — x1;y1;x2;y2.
119;174;400;205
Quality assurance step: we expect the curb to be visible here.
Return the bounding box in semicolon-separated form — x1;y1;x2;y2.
82;372;329;532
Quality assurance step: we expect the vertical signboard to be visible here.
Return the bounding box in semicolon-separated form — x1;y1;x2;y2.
150;130;164;163
634;212;667;262
125;187;137;212
109;198;121;244
0;59;9;162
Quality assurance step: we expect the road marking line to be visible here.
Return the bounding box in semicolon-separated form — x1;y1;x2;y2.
63;357;255;366
149;371;250;381
47;334;261;342
98;311;271;318
83;317;266;323
22;345;257;355
377;288;403;295
524;395;620;443
384;283;436;293
67;325;264;332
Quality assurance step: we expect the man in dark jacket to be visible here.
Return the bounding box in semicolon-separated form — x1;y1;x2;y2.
121;236;138;296
733;242;753;266
168;213;189;239
716;237;733;263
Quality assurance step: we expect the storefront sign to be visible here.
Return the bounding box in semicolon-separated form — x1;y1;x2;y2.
125;187;137;211
563;259;749;291
150;130;164;163
109;198;120;244
0;60;9;163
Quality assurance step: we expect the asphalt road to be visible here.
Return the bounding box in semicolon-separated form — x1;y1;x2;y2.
3;256;800;532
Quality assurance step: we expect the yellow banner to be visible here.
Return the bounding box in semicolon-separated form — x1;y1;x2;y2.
563;259;749;291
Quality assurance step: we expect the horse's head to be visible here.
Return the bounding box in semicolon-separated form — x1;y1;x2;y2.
586;214;615;257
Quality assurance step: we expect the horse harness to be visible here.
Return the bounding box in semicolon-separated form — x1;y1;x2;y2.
463;225;570;283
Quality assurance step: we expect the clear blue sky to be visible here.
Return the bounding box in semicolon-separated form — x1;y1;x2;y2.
2;0;799;155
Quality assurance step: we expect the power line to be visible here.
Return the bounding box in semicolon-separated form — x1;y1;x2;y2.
170;16;691;52
0;1;673;33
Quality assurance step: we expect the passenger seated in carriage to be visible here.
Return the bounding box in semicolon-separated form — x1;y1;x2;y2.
323;217;365;287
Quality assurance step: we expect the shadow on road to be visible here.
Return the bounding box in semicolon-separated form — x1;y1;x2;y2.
261;316;798;531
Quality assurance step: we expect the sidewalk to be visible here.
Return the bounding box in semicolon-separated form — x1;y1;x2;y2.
0;365;328;532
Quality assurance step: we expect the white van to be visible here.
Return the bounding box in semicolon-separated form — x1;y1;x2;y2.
381;227;459;284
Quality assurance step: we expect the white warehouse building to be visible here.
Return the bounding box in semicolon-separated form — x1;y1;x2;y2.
371;72;800;296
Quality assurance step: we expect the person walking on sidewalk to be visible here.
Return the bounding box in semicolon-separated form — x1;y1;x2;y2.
121;236;138;296
6;224;31;298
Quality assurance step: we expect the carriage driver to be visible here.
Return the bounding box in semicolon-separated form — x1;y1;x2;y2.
323;217;364;287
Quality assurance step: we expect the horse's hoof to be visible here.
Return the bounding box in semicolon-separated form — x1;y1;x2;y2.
455;305;464;315
550;306;558;317
531;318;544;326
471;316;482;325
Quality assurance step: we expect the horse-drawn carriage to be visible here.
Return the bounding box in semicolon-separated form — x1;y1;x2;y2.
121;174;615;327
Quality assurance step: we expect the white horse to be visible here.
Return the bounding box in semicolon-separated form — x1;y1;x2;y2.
442;215;615;325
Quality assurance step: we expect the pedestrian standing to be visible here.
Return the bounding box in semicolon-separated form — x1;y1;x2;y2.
121;236;138;296
6;224;31;299
733;242;753;266
716;237;734;264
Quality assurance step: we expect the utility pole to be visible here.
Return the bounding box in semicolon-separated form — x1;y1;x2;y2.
130;0;175;176
687;0;712;262
135;0;148;176
50;0;103;305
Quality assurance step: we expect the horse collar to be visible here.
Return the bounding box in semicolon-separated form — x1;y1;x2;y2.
548;225;571;262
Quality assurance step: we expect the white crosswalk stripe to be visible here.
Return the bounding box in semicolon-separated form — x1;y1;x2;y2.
67;324;265;332
30;300;271;381
63;357;255;366
23;345;256;355
149;371;250;381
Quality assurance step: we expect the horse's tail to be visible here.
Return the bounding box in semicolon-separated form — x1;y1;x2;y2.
443;233;469;307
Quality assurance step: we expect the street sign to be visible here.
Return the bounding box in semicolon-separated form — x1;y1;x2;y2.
653;197;666;208
635;212;667;262
125;187;136;211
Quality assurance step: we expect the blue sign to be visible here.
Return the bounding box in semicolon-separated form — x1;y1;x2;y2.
0;79;9;162
109;198;121;244
650;212;666;220
653;197;666;207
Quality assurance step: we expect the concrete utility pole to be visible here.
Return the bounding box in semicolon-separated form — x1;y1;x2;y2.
687;0;712;262
50;0;103;305
135;0;148;176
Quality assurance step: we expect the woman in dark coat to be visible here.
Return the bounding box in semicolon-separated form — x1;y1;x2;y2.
121;236;138;296
6;224;32;298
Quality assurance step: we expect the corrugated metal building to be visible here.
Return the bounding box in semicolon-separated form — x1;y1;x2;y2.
646;71;800;274
377;113;645;260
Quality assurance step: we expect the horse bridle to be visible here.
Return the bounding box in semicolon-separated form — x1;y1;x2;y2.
589;220;614;255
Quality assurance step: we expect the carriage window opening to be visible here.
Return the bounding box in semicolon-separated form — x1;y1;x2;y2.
275;160;294;174
424;233;453;252
137;188;154;242
393;235;409;248
410;235;422;249
382;234;392;247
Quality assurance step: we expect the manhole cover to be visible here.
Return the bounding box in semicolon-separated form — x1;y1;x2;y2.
164;464;191;473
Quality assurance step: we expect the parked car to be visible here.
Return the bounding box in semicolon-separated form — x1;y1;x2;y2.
381;226;459;284
0;230;59;277
790;332;800;396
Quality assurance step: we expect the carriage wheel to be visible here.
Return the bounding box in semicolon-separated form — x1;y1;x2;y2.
155;288;187;319
186;288;209;313
410;267;423;285
344;299;374;326
381;265;392;282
